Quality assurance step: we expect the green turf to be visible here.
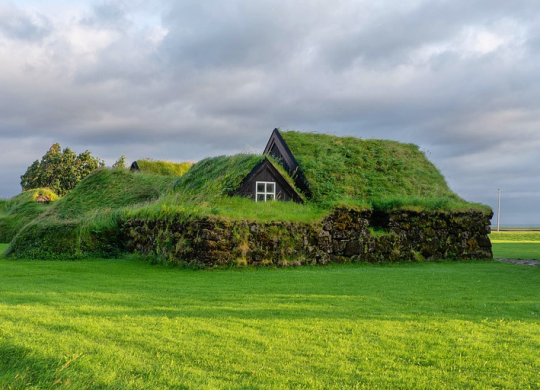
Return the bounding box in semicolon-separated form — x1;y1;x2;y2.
0;258;538;389
490;231;540;259
0;189;58;242
279;131;490;214
492;243;540;260
490;231;540;243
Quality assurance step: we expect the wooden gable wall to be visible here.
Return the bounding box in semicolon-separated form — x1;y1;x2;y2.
234;158;303;203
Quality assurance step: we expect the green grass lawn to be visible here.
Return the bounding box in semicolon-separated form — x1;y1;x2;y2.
0;250;539;389
492;243;540;260
490;231;540;260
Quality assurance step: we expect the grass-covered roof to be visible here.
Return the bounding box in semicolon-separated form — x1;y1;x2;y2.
0;188;58;242
50;168;176;220
279;131;462;205
173;154;265;198
5;168;178;259
172;153;303;200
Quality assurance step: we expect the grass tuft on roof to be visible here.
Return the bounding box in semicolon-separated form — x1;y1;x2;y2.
136;160;193;176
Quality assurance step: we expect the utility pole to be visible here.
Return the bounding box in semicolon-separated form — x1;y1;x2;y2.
497;189;501;232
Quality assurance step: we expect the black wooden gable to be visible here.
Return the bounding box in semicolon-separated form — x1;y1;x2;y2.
234;157;304;203
263;128;311;197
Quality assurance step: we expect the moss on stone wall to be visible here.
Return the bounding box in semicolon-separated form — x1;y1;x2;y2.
123;206;493;267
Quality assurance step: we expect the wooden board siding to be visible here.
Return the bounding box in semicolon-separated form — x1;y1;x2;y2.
234;158;304;203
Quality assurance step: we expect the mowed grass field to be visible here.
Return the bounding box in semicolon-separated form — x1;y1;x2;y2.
490;231;540;260
1;242;539;389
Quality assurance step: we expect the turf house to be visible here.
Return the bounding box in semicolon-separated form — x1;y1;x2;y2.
3;129;493;265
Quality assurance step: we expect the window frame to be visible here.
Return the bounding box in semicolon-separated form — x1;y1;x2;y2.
255;181;276;202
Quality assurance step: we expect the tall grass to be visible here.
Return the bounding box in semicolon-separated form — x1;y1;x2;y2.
135;160;193;176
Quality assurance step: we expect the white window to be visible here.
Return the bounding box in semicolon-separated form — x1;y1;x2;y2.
255;181;276;202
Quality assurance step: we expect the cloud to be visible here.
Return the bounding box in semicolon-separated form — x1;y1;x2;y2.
0;0;539;224
0;2;52;41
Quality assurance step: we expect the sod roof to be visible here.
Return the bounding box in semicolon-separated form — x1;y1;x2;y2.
173;154;265;197
172;153;302;199
0;188;58;242
49;168;176;220
279;131;462;204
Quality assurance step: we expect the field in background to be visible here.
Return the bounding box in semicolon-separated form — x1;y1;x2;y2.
490;231;540;260
0;250;539;389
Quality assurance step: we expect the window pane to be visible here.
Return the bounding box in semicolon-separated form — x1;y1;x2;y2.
257;194;265;202
267;194;274;201
267;183;275;193
257;183;265;192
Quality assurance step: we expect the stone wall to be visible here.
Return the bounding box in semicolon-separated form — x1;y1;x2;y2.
122;206;492;267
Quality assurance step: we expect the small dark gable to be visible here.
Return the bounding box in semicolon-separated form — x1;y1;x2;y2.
263;128;298;175
263;128;311;197
234;158;303;203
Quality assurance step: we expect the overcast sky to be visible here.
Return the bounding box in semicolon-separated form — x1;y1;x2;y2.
1;0;539;225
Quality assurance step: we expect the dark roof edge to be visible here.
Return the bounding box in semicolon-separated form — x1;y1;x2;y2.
264;128;311;198
263;128;301;170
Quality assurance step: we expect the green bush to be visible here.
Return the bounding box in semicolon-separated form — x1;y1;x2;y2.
20;143;104;196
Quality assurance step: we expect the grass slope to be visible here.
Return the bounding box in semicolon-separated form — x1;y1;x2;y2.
280;131;488;213
173;154;266;198
0;259;538;389
6;169;176;259
0;188;58;242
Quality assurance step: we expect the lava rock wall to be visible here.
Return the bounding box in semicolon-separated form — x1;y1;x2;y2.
123;206;492;267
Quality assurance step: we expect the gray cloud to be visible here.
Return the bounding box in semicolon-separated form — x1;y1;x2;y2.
0;3;52;41
0;0;539;224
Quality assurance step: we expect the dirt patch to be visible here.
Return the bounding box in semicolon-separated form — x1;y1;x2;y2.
496;258;540;266
34;195;51;204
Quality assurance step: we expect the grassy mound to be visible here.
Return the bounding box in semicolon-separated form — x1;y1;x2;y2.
0;188;58;242
173;154;266;198
136;160;193;176
280;131;483;212
6;169;176;259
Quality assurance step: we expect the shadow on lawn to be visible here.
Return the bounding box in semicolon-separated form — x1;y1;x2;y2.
21;291;534;323
0;341;66;389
